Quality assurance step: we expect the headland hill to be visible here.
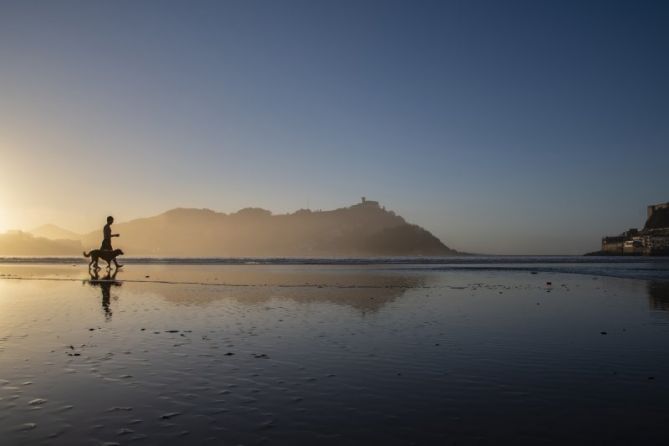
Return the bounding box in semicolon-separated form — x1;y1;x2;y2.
0;198;460;257
588;201;669;256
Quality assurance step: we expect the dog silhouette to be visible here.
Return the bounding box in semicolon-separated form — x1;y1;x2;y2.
83;248;124;269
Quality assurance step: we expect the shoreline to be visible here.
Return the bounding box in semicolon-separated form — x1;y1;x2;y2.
2;257;669;283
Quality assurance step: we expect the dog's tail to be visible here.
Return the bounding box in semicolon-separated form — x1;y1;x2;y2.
83;251;91;258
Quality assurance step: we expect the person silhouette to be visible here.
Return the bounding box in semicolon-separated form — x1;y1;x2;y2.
100;216;120;251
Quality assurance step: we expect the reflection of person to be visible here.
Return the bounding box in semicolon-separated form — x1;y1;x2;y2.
87;269;121;321
100;216;120;251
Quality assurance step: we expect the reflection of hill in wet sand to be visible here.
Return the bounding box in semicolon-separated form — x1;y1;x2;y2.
0;264;429;313
129;271;428;314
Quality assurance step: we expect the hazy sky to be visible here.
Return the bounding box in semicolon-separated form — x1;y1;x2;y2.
1;0;667;254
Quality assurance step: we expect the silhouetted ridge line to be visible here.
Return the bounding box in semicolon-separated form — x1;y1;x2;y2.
0;231;82;256
79;198;457;257
0;199;459;256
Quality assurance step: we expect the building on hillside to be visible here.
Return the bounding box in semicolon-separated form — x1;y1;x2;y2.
600;202;669;255
601;236;624;254
358;197;380;207
642;234;669;254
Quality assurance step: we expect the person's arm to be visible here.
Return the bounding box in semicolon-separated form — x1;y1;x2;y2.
112;233;120;237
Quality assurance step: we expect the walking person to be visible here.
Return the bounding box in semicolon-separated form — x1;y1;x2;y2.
100;216;120;251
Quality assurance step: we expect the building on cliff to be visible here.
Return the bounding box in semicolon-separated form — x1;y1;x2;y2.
601;202;669;255
358;197;380;207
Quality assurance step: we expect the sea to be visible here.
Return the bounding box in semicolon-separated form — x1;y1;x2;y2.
2;255;669;281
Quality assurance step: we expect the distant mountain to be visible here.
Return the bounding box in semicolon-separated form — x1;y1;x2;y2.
0;231;82;256
29;224;81;241
79;199;459;257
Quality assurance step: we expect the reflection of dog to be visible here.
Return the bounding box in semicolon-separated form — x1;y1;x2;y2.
83;249;124;269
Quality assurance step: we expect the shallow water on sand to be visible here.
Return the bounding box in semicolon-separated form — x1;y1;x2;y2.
2;264;669;445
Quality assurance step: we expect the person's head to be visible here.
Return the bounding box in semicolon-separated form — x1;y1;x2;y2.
107;216;114;224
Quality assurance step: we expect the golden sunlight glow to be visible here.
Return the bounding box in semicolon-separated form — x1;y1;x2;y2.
0;205;7;234
0;187;12;233
0;164;15;233
0;161;6;232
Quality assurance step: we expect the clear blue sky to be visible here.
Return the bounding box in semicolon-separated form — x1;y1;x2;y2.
1;0;667;254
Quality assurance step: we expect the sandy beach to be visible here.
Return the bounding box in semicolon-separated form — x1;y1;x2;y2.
2;260;669;445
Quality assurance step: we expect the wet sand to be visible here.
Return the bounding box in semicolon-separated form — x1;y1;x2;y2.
2;263;669;445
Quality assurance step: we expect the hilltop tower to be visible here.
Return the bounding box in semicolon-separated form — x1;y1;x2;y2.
359;197;379;207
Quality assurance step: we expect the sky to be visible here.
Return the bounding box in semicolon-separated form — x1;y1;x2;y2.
0;0;667;254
